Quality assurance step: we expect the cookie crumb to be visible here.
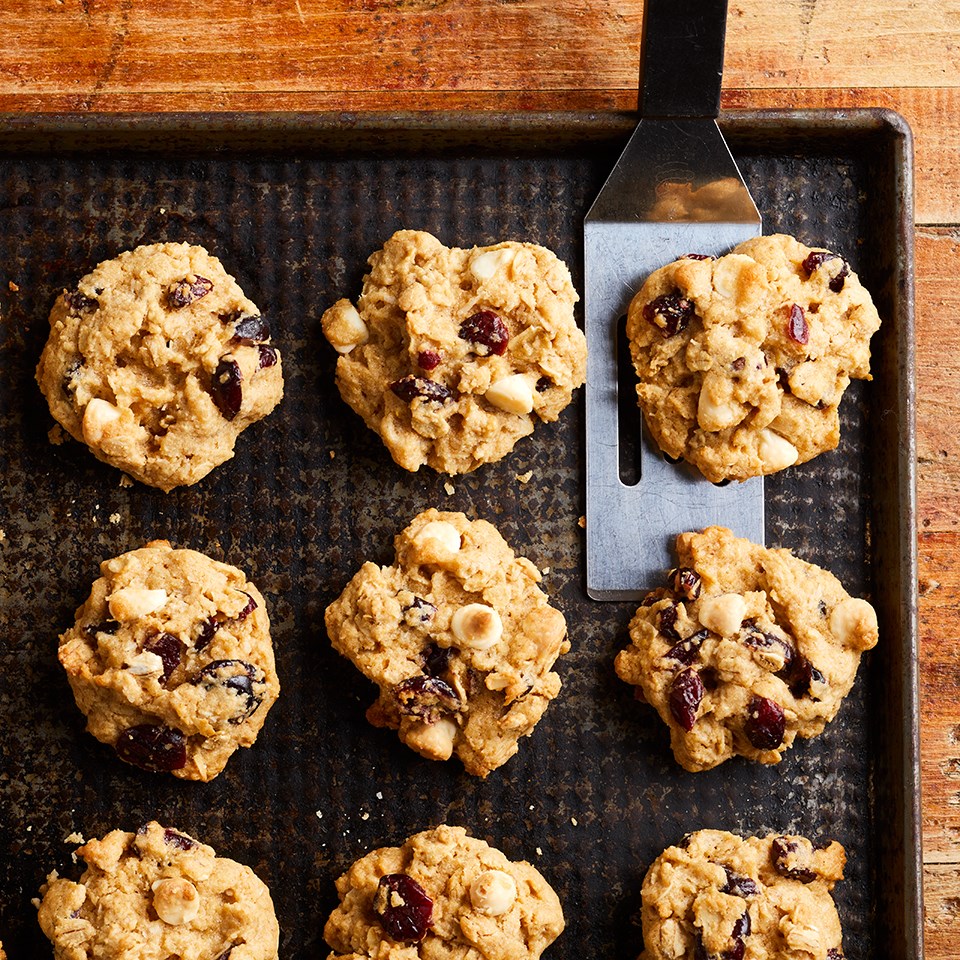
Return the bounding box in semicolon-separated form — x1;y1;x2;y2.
315;810;323;819
159;207;166;214
8;280;18;292
571;817;578;826
0;529;5;543
329;450;336;459
64;831;85;844
577;515;586;529
515;470;533;484
48;423;67;445
119;475;134;488
360;812;369;821
376;791;383;800
536;847;543;856
443;481;455;495
108;512;121;524
541;566;550;575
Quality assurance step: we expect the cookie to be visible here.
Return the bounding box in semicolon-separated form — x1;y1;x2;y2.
36;242;283;491
37;821;279;960
639;830;846;960
626;234;881;482
324;824;564;960
325;509;569;776
58;540;280;781
614;527;878;772
321;229;585;474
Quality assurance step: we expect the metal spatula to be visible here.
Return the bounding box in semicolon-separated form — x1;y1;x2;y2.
584;0;763;600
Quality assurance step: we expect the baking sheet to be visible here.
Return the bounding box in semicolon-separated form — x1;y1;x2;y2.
0;111;919;959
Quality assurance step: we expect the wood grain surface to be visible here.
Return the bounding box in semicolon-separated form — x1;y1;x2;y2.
2;0;958;953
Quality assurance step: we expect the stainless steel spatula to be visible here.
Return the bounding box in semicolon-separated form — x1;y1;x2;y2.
584;0;764;600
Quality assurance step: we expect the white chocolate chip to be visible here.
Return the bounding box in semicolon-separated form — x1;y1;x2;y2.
126;651;164;676
485;375;534;415
401;717;458;761
758;428;799;471
698;593;747;637
451;603;503;650
81;398;121;444
108;587;168;621
712;254;752;300
470;870;517;916
321;300;369;354
414;520;462;555
697;378;743;432
829;597;878;650
151;877;200;925
469;248;514;282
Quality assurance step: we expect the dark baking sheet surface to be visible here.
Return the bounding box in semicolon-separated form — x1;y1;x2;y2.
0;111;919;959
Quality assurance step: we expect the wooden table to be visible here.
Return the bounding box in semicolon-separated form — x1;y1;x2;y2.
3;0;957;953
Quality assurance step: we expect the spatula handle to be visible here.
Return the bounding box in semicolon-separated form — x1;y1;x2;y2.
639;0;729;119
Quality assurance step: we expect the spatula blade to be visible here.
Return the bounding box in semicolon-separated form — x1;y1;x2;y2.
584;118;763;600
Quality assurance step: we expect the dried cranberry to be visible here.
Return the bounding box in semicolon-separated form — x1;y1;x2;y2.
787;303;809;344
231;315;270;344
745;696;785;750
167;276;213;309
665;629;707;666
724;941;745;960
163;828;197;850
418;350;441;371
779;651;826;700
389;376;452;404
144;633;183;685
85;619;120;637
657;603;682;642
65;290;99;312
459;310;509;356
374;874;433;943
801;251;850;292
535;377;551;392
195;660;266;724
826;951;844;960
671;567;702;601
732;912;751;939
669;669;704;731
682;253;711;260
257;345;278;369
62;359;84;397
235;592;257;621
722;866;758;898
404;597;437;628
210;358;243;420
195;617;218;652
643;292;696;337
395;676;461;723
771;837;818;883
421;642;455;676
115;724;187;772
213;950;235;960
732;357;746;372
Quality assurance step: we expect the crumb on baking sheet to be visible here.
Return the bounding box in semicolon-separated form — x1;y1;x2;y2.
315;810;323;819
109;512;121;524
571;817;578;826
48;424;67;445
577;515;586;529
0;529;5;543
536;847;543;856
360;812;369;821
8;280;18;292
515;470;533;484
329;450;336;459
541;566;550;575
119;475;133;488
444;481;455;495
64;831;84;844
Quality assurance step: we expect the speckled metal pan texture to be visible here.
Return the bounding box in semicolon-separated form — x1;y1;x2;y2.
0;111;918;959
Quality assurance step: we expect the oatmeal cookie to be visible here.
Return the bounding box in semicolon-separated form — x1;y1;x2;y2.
627;234;881;482
58;540;280;781
325;509;569;776
321;229;585;474
639;830;846;960
615;527;878;772
324;824;564;960
37;821;279;960
36;242;283;491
